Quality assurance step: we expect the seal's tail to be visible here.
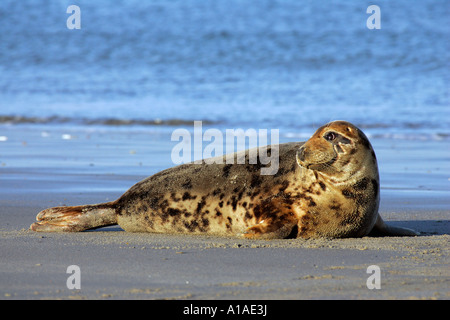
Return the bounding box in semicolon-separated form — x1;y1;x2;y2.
369;215;419;237
30;201;118;232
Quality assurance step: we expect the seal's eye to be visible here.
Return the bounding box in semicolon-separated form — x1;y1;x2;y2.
324;132;337;141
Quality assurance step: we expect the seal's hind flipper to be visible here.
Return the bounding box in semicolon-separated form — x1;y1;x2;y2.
30;202;117;232
369;215;419;237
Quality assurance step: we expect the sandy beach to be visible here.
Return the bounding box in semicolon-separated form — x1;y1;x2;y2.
0;126;448;300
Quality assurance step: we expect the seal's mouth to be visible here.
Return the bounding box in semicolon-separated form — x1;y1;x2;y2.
298;159;336;173
296;148;337;171
308;157;337;171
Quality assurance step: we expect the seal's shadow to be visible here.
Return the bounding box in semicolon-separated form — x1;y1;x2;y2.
370;220;450;237
85;225;124;232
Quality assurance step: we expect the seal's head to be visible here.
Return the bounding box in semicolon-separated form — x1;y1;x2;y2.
295;121;380;238
296;121;378;181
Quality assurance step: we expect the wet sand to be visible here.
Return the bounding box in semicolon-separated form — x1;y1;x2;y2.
0;126;449;300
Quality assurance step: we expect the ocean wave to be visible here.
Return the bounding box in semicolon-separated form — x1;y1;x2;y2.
0;115;221;126
1;115;448;141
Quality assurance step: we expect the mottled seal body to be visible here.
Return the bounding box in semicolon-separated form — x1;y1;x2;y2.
31;121;418;238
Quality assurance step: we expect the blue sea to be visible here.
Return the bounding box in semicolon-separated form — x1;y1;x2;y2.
0;0;449;141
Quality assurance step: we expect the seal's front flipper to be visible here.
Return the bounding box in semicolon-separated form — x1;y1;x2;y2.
30;202;117;232
369;215;419;237
242;216;298;240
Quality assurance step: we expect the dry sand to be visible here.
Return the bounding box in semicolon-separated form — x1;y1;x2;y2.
0;189;448;300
